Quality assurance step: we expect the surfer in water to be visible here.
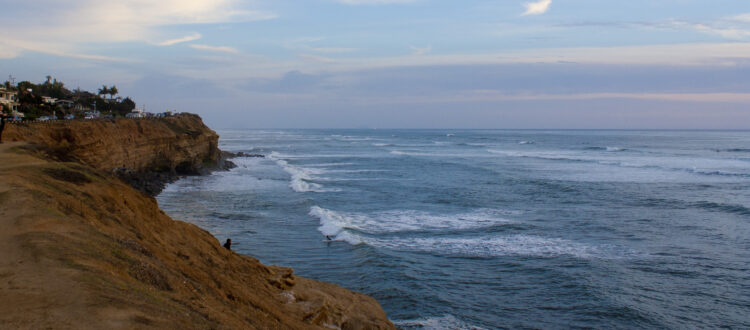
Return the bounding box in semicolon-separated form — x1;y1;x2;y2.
325;235;332;241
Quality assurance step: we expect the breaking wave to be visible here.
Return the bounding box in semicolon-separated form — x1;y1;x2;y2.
268;153;340;193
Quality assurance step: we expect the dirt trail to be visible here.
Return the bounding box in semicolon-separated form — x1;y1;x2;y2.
0;143;96;328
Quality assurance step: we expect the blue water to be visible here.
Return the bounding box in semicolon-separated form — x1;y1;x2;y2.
157;130;750;329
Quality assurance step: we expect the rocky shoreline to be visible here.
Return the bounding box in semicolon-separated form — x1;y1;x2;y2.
0;116;394;329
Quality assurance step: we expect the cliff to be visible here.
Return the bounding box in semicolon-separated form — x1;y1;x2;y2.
0;118;394;329
4;115;231;195
4;114;221;174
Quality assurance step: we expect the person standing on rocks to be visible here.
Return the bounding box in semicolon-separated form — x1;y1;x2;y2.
223;238;232;250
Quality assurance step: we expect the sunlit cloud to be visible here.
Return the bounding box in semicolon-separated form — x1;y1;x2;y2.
522;0;552;16
156;33;203;46
0;0;274;58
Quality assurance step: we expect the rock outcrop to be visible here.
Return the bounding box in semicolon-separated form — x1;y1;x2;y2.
0;118;394;329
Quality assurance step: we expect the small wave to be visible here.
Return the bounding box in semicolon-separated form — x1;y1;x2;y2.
373;143;394;147
519;140;535;145
715;148;750;153
488;149;750;178
391;150;473;157
394;315;487;330
583;146;626;151
304;162;356;167
692;201;750;216
324;169;390;173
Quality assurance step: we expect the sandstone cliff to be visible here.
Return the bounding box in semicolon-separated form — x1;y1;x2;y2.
0;119;394;329
4;115;220;174
5;115;226;195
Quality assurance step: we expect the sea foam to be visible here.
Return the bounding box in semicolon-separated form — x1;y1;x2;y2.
308;207;632;259
309;206;515;235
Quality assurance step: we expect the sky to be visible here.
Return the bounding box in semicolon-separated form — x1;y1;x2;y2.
1;0;750;129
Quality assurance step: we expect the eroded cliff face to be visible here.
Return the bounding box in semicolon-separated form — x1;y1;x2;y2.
4;114;220;175
0;119;395;329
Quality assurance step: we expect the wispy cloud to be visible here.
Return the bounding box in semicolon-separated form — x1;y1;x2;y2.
410;45;432;56
669;20;750;40
522;0;552;16
156;33;202;46
298;54;337;63
190;44;240;54
729;13;750;23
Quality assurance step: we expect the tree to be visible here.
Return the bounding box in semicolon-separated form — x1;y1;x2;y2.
98;85;109;98
109;85;118;100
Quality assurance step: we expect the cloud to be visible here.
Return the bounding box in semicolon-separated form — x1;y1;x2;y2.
729;13;750;23
0;0;274;58
189;44;240;54
298;54;337;63
410;46;432;56
156;33;203;46
669;20;750;40
522;0;552;16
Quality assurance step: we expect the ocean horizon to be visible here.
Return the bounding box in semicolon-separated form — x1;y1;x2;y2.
157;129;750;329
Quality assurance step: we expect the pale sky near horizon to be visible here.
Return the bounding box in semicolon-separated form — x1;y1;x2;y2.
1;0;750;129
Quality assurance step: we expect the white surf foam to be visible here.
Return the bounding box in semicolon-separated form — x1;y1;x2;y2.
394;315;487;330
374;235;604;259
268;153;340;193
309;207;631;259
309;206;515;235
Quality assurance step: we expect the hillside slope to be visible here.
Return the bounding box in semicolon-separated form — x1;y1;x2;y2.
0;119;394;329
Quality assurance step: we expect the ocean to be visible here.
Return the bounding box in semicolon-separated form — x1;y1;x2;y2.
157;130;750;329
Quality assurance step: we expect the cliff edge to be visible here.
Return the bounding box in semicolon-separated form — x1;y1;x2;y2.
0;118;394;329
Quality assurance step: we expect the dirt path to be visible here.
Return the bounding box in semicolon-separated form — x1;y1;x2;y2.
0;144;91;328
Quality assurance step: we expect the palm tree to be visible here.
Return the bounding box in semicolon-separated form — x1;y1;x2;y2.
109;85;118;100
98;85;109;98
